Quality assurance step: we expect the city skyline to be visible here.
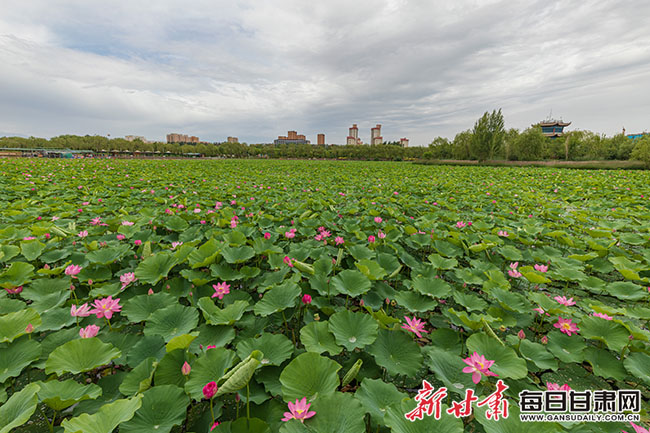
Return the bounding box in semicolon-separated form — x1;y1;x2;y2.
1;1;650;146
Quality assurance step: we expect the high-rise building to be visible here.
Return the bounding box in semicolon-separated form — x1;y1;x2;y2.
166;133;199;144
347;124;361;145
317;134;325;145
274;131;310;144
400;138;409;147
227;137;239;143
371;124;383;145
125;135;149;143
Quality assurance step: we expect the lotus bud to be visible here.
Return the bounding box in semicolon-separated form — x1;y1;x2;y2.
541;335;548;345
25;323;34;333
517;330;525;340
181;362;191;376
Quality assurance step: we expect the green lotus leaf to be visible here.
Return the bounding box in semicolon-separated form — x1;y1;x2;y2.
237;333;293;366
45;338;121;375
0;337;41;382
187;238;221;268
213;417;271;433
518;340;558;370
605;281;647;301
465;333;527;380
300;321;342;355
153;349;186;387
199;297;249;325
355;259;387;280
134;252;179;285
394;290;438;312
423;346;476;396
21;278;69;313
123;292;178;322
583;347;627;381
37;379;102;411
279;392;366;433
355;378;408;426
279;352;341;402
222;245;255;264
328;310;378;351
0;262;35;289
330;269;371;297
412;276;451;298
253;282;300;316
119;357;157;396
120;385;189;433
126;335;166;368
579;316;630;352
184;347;236;400
0;383;40;433
20;239;45;261
86;244;131;265
0;308;42;343
61;395;143;433
384;399;464;433
624;352;650;386
144;303;199;342
545;331;586;363
368;329;423;377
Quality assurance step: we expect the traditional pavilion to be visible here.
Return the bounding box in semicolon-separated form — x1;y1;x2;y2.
537;118;571;138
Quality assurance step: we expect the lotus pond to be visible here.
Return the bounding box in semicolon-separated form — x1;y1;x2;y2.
0;158;649;433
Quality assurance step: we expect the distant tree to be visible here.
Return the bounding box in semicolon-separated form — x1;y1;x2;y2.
630;135;650;167
469;109;505;161
428;137;452;159
452;130;472;160
503;128;519;160
511;127;546;160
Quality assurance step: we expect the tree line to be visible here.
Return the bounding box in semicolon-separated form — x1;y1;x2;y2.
2;112;650;166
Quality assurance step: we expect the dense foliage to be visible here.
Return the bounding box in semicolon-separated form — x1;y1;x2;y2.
1;158;649;432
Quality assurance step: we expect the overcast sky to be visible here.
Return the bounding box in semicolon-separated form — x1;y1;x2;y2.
1;0;649;145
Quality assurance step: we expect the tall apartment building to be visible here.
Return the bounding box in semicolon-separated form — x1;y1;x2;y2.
400;138;409;147
227;137;239;143
370;124;383;145
166;133;199;144
346;124;362;145
317;134;325;145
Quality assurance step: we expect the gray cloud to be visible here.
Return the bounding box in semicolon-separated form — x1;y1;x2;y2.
0;0;649;145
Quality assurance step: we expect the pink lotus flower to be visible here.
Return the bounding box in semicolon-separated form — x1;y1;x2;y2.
89;296;122;320
210;422;220;431
134;239;142;246
78;230;88;238
314;234;323;241
546;382;571;391
334;236;344;245
302;294;312;304
541;335;548;344
264;232;271;239
554;296;576;306
116;234;126;240
498;230;509;237
534;264;548;273
462;352;498;384
368;235;376;243
203;381;217;399
285;231;295;239
181;361;191;376
509;262;519;270
456;221;466;228
378;231;386;239
533;307;550;316
284;256;293;267
5;286;23;294
65;265;83;278
374;216;383;223
401;316;429;338
25;323;34;333
508;269;522;278
517;330;525;339
23;236;36;241
122;221;134;226
230;220;238;228
71;303;91;317
623;422;650;433
171;241;183;249
211;282;231;300
281;397;316;423
79;324;100;338
554;317;579;336
120;272;137;289
91;217;102;225
592;312;613;320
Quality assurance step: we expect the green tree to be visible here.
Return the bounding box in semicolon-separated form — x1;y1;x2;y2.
630;135;650;167
469;109;505;161
511;126;546;161
451;130;472;160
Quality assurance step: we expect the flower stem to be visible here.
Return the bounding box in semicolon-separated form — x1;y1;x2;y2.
246;383;251;421
209;398;215;424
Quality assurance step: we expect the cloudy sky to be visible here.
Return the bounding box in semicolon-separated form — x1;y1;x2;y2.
1;0;649;145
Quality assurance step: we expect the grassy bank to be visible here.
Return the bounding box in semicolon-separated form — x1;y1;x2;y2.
416;159;646;169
